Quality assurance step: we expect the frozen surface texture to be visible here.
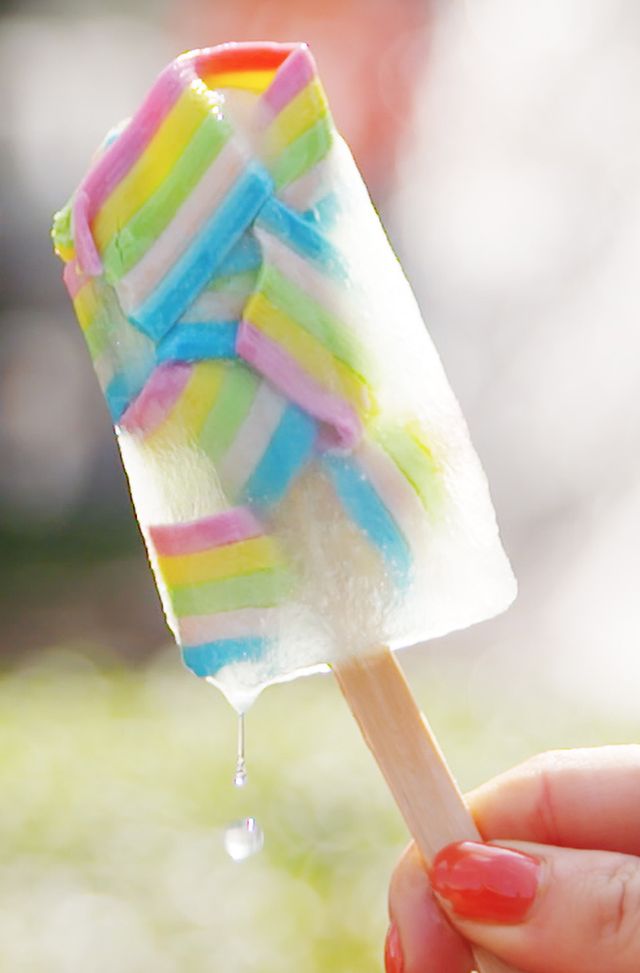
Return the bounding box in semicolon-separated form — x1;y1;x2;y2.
53;43;516;709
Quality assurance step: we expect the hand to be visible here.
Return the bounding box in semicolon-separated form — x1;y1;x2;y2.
386;745;640;973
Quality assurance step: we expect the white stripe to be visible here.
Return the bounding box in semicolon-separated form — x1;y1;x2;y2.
180;287;250;323
278;154;332;210
255;226;352;324
116;140;247;313
177;606;280;646
356;437;428;552
217;381;286;498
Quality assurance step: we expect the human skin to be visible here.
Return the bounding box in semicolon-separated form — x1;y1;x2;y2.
386;745;640;973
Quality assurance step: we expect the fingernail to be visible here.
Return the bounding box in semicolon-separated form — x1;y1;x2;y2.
384;921;404;973
431;841;541;923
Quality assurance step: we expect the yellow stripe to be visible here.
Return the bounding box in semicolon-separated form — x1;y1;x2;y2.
146;360;226;445
56;242;76;261
73;282;99;332
246;293;369;413
202;69;276;93
265;78;328;155
159;536;280;586
92;84;212;253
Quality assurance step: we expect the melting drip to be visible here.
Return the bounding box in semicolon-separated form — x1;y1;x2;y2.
223;817;264;861
233;712;247;787
224;711;264;861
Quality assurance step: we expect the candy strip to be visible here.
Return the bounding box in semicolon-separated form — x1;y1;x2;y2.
264;77;329;154
171;568;291;617
241;404;316;507
104;371;149;423
258;264;364;374
92;84;216;255
73;59;190;273
205;270;258;296
155;322;239;363
130;164;273;339
116;140;247;317
145;359;227;442
277;154;332;211
62;260;88;299
256;197;345;276
356;437;430;546
119;361;192;434
149;507;262;556
178;605;279;645
242;293;368;413
198;363;260;463
214;234;262;277
102;114;233;282
193;42;295;78
374;424;443;515
237;322;361;447
258;230;351;327
203;70;275;92
158;535;280;586
323;453;412;585
217;381;287;498
182;637;269;676
270;116;333;192
181;287;248;322
52;204;74;262
261;46;315;116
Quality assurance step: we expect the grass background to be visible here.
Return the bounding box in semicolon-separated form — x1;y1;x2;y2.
1;646;636;972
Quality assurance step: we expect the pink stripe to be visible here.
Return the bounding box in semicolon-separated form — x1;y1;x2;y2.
119;361;192;434
178;606;279;646
63;259;89;299
262;47;316;116
148;508;263;557
237;320;361;448
73;57;196;275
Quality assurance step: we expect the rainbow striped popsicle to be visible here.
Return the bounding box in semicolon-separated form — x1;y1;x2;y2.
52;43;516;710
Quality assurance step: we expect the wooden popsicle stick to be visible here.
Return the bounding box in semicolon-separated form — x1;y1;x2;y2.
333;646;524;973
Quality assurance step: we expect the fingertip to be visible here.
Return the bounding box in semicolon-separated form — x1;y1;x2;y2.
388;844;474;973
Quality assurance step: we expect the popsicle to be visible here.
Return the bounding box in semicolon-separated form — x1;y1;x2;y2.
53;43;518;973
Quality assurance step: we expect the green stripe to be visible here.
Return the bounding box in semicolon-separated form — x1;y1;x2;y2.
102;115;233;282
81;281;124;360
198;363;260;463
271;117;333;191
375;424;443;514
258;264;367;377
52;202;73;254
205;270;258;294
83;311;110;360
171;567;291;616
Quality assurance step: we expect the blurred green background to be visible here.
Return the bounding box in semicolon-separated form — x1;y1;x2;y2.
1;0;640;969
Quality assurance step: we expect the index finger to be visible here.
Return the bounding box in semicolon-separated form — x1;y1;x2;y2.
468;744;640;855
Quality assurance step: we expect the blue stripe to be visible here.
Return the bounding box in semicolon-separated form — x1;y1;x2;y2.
214;232;262;277
323;454;412;586
104;365;151;423
131;164;274;340
182;637;268;676
303;193;340;230
256;197;346;278
241;405;316;508
155;322;239;363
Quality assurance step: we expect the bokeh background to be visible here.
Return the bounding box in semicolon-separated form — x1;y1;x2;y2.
1;0;640;969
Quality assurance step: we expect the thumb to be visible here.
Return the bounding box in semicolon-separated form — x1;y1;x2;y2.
430;839;640;973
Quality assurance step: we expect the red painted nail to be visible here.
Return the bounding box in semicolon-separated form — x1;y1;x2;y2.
384;921;404;973
431;841;541;923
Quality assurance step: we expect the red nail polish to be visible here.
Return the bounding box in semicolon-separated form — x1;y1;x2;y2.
384;921;404;973
431;841;541;923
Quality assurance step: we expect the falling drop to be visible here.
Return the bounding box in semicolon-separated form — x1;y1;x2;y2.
224;817;264;861
233;712;247;787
